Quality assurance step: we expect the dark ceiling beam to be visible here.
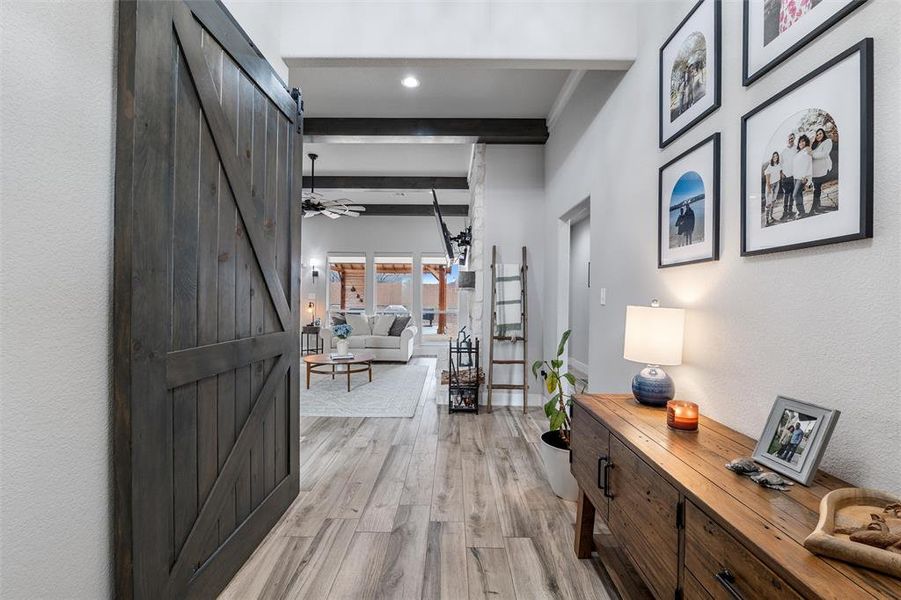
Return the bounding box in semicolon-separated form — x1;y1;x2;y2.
302;175;468;191
302;118;548;144
354;204;469;217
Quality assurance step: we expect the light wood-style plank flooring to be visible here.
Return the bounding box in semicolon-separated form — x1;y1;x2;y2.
220;358;618;599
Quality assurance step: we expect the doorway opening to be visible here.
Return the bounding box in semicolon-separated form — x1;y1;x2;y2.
557;198;591;386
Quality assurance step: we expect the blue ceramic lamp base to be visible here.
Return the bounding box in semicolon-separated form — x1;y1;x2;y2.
631;365;674;407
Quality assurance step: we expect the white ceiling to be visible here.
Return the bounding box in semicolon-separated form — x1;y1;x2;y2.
291;66;570;118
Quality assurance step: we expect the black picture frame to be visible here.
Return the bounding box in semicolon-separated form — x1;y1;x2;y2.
658;132;721;268
659;0;722;149
742;0;868;87
740;38;873;257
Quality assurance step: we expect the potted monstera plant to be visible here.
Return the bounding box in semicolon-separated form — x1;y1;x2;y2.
532;329;581;501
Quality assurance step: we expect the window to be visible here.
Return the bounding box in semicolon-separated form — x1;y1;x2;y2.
327;255;366;315
375;256;413;314
421;256;458;341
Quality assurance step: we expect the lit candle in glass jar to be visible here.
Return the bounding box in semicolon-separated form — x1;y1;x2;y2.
666;400;699;431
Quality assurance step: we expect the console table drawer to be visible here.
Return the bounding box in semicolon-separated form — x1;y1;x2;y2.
685;501;802;600
570;403;610;519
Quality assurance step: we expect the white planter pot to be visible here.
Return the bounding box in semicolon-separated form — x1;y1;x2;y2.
538;431;579;501
336;338;349;356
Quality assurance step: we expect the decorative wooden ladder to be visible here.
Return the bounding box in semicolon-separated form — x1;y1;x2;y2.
486;245;529;413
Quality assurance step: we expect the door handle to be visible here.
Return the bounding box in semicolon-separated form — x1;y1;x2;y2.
714;569;744;600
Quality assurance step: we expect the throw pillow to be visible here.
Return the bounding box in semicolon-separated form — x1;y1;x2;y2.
371;314;395;336
389;315;412;336
331;313;346;326
346;313;370;336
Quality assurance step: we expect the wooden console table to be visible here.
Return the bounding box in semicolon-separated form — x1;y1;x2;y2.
571;394;901;600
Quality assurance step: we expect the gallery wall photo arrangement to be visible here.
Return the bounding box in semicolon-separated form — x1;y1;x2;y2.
740;38;872;257
752;396;841;486
743;0;868;86
659;133;720;268
659;0;721;148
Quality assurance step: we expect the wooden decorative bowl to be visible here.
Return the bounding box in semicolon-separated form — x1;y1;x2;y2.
804;487;901;578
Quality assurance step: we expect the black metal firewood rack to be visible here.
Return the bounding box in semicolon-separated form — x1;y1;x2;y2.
448;338;480;413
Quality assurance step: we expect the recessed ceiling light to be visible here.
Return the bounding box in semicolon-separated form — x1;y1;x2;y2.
401;75;420;89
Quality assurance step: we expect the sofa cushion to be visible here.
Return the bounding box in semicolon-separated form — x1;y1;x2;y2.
372;314;395;336
365;335;401;349
331;312;346;326
346;313;370;336
389;315;412;336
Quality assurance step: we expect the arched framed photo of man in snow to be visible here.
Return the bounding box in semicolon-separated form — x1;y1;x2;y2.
658;133;720;268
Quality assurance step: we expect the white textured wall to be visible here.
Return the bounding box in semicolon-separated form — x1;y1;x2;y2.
483;146;545;400
0;1;116;597
544;0;901;492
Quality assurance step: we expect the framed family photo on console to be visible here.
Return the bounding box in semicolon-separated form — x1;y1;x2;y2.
659;0;721;148
753;396;841;485
740;38;872;256
743;0;868;86
659;133;720;267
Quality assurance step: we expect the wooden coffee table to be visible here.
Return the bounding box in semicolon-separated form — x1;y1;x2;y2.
303;351;375;392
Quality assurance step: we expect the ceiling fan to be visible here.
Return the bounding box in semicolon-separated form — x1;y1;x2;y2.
302;153;366;219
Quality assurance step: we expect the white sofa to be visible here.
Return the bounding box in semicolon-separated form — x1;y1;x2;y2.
320;315;417;362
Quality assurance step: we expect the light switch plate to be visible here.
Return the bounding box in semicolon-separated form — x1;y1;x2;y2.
599;287;607;306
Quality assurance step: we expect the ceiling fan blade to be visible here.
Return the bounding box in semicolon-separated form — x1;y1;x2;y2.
322;209;341;219
303;211;320;218
342;205;366;211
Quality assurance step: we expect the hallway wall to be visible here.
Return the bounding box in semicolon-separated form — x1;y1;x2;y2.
0;1;116;597
543;0;901;492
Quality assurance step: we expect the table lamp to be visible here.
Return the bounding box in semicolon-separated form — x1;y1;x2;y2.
623;300;685;406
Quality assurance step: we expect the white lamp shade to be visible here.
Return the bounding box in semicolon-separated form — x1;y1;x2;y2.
623;305;685;366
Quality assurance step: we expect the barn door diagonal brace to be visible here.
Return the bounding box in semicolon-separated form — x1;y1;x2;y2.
167;352;292;594
172;6;292;331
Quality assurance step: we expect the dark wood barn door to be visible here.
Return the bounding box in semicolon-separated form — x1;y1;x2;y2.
113;2;302;598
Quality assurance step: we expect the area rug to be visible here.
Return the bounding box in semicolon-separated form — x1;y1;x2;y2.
299;363;430;417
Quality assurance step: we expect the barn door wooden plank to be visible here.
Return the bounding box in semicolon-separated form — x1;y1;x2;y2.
172;7;292;331
169;352;292;593
115;1;178;597
216;45;240;544
233;72;255;527
171;45;201;557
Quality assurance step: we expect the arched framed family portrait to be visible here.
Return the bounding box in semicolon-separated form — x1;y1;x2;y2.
742;0;869;86
659;0;721;148
658;133;720;268
740;38;872;256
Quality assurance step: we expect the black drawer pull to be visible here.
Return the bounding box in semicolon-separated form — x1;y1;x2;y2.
596;456;607;492
714;569;744;600
603;460;613;498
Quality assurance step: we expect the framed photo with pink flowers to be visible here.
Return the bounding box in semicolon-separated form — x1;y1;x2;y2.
743;0;868;86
